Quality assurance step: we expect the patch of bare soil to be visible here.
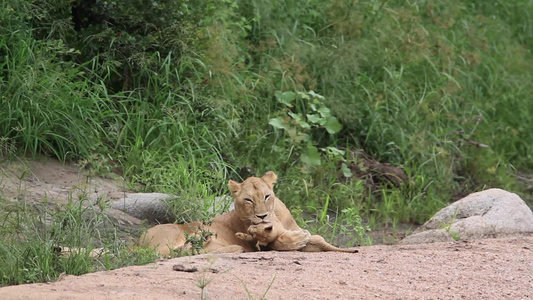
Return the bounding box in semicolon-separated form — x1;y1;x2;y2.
1;237;532;299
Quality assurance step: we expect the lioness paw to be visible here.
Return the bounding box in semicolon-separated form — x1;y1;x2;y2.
298;230;311;248
235;232;254;242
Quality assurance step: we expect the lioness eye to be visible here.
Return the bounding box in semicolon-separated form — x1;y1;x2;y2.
265;194;270;200
244;197;253;203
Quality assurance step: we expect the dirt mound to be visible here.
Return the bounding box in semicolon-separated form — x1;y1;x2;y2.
1;237;531;299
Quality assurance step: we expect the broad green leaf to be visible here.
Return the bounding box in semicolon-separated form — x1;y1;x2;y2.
308;90;324;100
287;127;298;140
325;146;345;157
298;91;310;100
307;114;322;124
293;132;309;143
301;146;321;166
318;106;331;118
324;116;342;134
341;163;353;178
288;112;302;122
268;117;286;129
272;145;285;153
275;91;296;106
298;120;311;129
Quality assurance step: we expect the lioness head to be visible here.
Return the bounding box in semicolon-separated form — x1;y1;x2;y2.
228;171;278;225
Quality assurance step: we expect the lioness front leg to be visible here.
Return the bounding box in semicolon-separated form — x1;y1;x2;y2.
270;229;311;251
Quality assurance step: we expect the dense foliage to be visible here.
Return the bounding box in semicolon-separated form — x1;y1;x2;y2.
1;0;532;237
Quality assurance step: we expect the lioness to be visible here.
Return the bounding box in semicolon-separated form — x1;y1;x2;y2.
235;219;358;253
138;171;357;256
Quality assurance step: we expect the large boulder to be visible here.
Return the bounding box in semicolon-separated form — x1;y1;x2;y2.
111;193;174;223
111;193;234;223
401;188;533;244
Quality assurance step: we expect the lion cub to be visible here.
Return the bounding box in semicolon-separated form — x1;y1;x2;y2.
235;219;358;253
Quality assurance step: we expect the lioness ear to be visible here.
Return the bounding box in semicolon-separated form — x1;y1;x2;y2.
228;180;241;196
261;171;278;189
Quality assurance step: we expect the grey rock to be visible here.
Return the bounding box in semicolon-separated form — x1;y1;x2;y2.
401;188;533;244
111;193;174;223
111;193;235;223
402;229;455;244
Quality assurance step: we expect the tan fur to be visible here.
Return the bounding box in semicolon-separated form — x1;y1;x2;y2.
234;217;307;250
236;218;358;253
138;171;356;257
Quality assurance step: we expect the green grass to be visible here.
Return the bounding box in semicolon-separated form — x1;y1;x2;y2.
0;193;158;286
1;0;533;286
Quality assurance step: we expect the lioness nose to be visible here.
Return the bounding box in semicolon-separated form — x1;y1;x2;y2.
256;214;267;219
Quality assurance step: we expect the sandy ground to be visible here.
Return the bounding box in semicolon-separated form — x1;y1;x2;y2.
1;237;532;299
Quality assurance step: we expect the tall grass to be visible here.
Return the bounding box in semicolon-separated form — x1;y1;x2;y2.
0;192;158;286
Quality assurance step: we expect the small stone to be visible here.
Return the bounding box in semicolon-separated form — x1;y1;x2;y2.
172;264;198;273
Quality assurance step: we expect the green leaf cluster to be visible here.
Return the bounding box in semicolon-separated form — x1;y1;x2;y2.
269;90;343;166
